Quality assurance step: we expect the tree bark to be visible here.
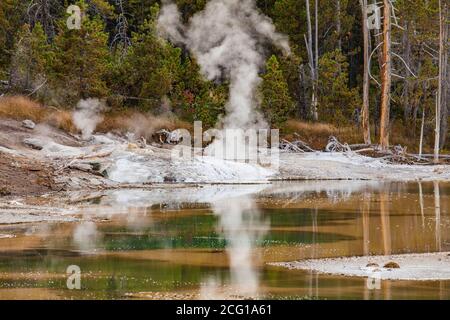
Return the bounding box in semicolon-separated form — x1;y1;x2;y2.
337;0;342;52
380;0;392;150
314;0;319;121
439;2;448;149
305;0;318;121
402;20;413;125
419;107;425;157
315;0;319;76
360;0;371;144
435;0;444;163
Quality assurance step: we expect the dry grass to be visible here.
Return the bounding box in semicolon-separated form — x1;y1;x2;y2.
0;96;78;133
283;119;434;153
97;111;192;140
0;95;191;139
46;110;77;133
284;119;363;150
0;96;47;122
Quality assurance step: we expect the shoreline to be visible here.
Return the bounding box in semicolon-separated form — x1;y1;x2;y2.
271;252;450;281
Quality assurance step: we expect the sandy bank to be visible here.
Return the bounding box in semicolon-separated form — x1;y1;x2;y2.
271;252;450;281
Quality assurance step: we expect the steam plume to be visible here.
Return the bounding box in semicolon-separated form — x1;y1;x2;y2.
158;0;290;130
72;98;105;140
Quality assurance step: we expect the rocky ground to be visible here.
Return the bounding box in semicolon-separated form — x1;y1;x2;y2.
1;116;450;199
0;153;55;196
0;119;114;197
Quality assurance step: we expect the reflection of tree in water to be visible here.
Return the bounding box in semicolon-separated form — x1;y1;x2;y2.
434;181;441;252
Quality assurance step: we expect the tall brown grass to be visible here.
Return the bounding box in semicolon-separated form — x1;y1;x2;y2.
0;96;47;122
284;119;362;150
0;95;191;139
97;111;192;140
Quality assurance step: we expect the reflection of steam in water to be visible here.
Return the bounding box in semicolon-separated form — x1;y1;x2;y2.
73;222;102;252
201;195;269;299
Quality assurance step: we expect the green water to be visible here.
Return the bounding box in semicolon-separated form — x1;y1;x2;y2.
0;181;449;299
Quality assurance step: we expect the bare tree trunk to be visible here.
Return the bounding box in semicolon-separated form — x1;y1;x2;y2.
360;0;371;144
336;0;342;52
314;0;319;121
419;107;425;157
435;0;444;163
305;0;318;121
439;3;448;149
435;94;441;162
402;21;413;125
380;0;392;150
306;0;313;72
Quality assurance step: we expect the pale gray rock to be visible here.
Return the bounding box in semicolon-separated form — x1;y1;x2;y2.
22;119;36;129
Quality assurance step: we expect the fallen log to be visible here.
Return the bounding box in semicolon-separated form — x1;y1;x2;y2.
325;136;351;153
348;143;376;151
280;139;305;153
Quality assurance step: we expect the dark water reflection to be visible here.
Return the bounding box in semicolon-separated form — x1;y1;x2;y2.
0;181;449;299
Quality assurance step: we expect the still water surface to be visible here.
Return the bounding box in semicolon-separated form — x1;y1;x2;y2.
0;181;449;299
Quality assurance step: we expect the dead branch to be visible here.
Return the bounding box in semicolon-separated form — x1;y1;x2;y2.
325;136;352;153
280;139;305;153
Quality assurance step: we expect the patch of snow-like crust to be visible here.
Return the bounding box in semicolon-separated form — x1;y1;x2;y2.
107;152;275;184
272;252;450;281
0;203;78;224
23;134;450;183
0;212;77;224
278;152;450;181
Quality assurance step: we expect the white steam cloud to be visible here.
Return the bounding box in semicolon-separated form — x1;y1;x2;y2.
158;0;290;130
72;98;105;140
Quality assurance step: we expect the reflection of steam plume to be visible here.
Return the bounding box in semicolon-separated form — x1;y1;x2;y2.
201;195;268;299
73;222;101;252
158;0;290;130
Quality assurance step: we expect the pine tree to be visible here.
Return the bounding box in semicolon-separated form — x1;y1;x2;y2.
110;4;182;111
0;0;27;82
318;50;361;124
49;1;110;105
260;55;295;126
10;23;50;94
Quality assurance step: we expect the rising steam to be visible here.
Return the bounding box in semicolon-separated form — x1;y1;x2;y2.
72;98;105;140
158;0;290;130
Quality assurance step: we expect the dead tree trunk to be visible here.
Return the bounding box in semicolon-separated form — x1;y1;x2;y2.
380;0;392;150
402;20;413;125
435;0;445;163
439;2;449;149
305;0;318;121
419;107;425;157
314;0;319;120
336;0;342;52
360;0;371;144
